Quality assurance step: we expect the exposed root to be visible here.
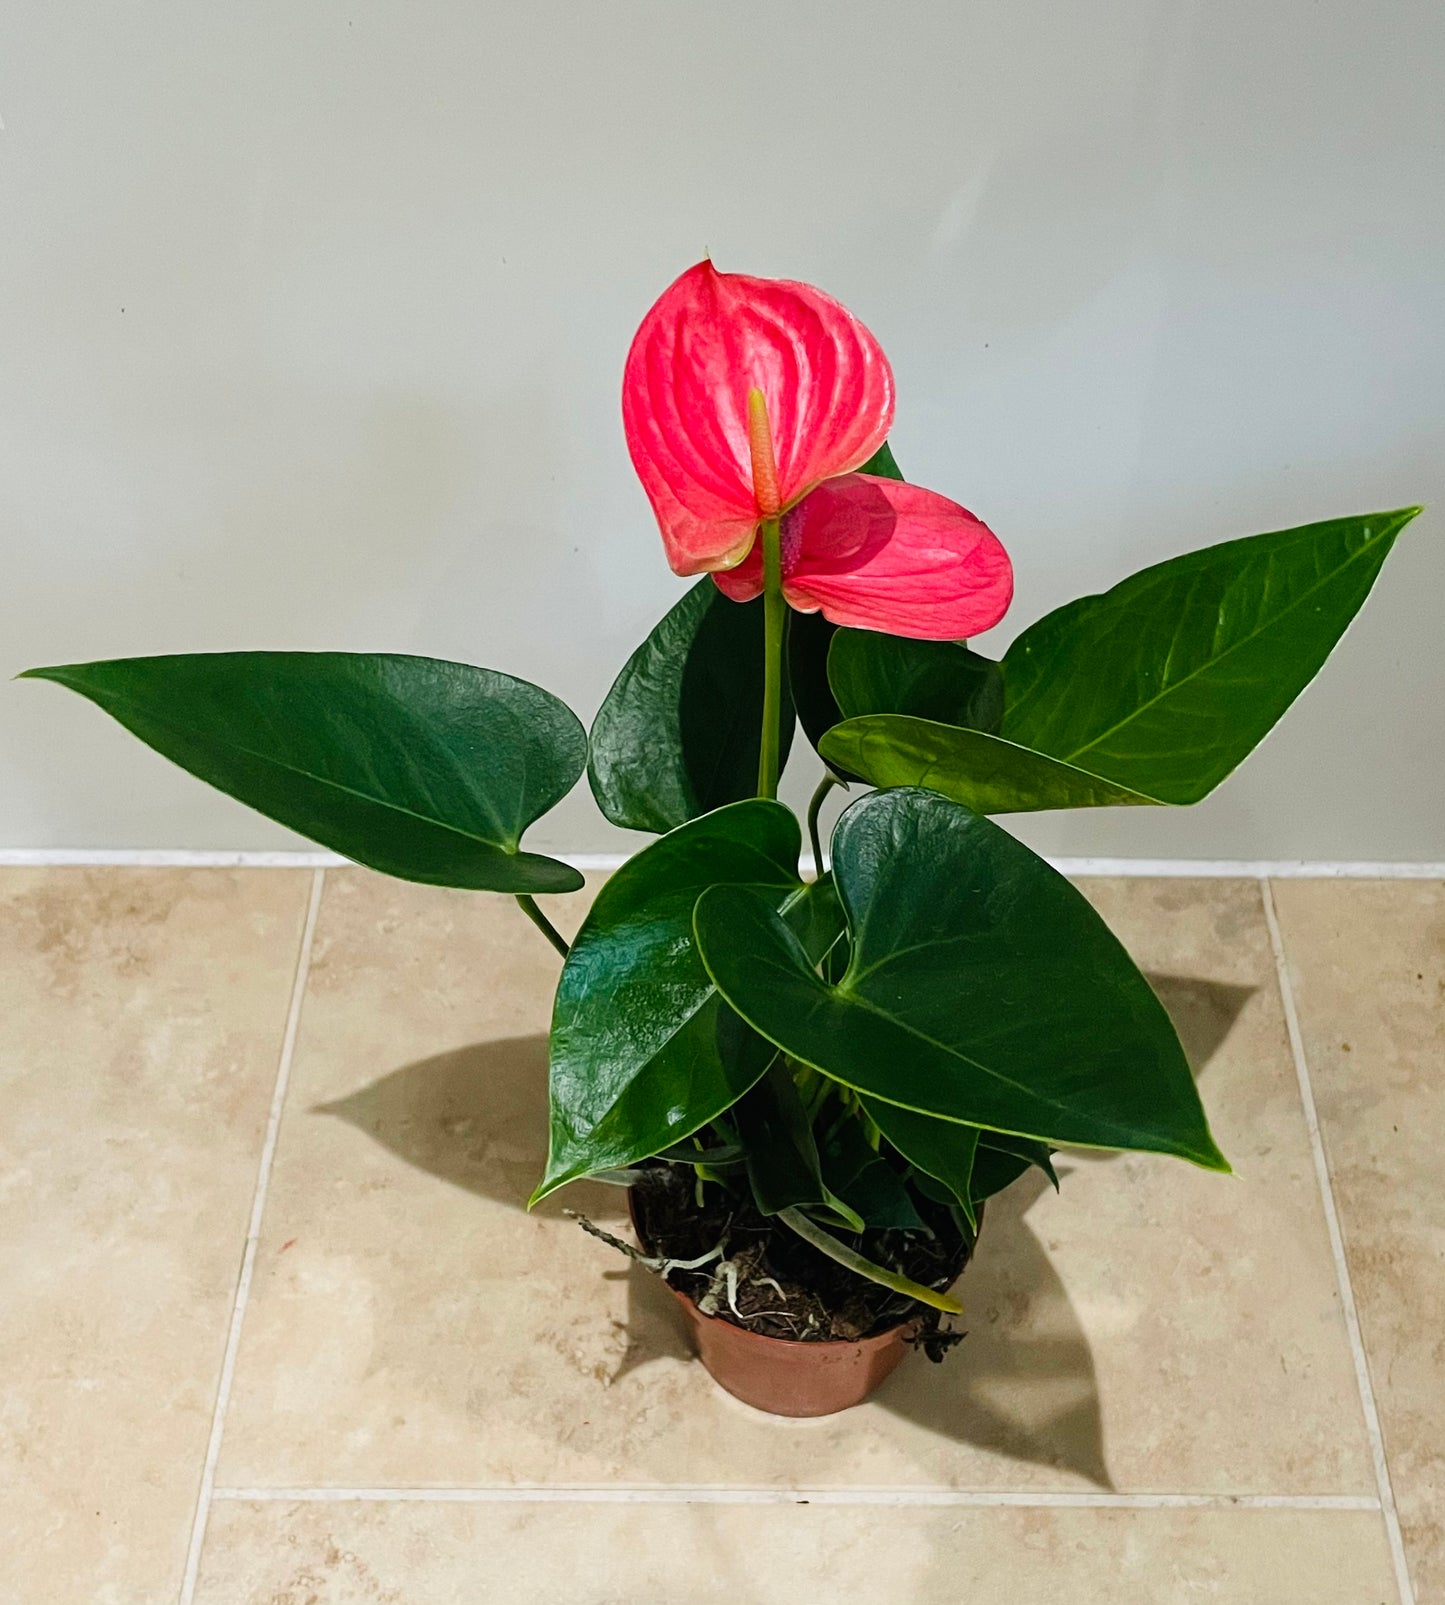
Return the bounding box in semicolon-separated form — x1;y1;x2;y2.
577;1171;974;1349
566;1210;730;1282
565;1212;665;1269
570;1213;797;1329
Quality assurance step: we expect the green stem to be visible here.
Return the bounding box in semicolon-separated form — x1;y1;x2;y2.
515;894;569;960
778;1207;963;1314
806;771;839;873
756;516;785;801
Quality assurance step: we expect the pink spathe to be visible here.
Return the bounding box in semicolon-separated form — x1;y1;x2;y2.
713;473;1013;641
623;260;893;575
622;259;1012;639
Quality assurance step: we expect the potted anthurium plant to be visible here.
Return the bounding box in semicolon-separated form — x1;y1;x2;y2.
24;262;1417;1418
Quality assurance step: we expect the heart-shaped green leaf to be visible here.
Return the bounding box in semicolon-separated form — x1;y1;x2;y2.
980;1132;1058;1189
967;1141;1050;1204
905;1127;1055;1209
829;631;1003;732
535;800;830;1202
822;508;1418;814
786;610;847;765
22;652;586;893
734;1060;863;1228
820;1111;927;1229
694;787;1226;1168
588;581;795;833
1002;507;1419;801
858;1098;979;1229
821;715;1156;813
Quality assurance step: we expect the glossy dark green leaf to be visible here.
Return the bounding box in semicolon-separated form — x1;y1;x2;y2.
965;1134;1059;1205
968;1145;1029;1203
22;652;585;893
910;1169;967;1213
905;1131;1054;1207
784;871;848;973
694;787;1227;1168
734;1060;823;1216
655;1138;746;1169
829;631;1004;731
856;440;905;481
786;610;847;763
820;715;1156;813
821;922;852;986
819;1113;925;1229
535;800;828;1202
1001;508;1419;802
821;509;1417;814
588;580;794;833
735;1059;861;1228
980;1132;1058;1189
858;1098;978;1229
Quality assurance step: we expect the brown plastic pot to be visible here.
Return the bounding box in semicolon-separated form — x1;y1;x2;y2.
664;1284;924;1416
629;1190;963;1418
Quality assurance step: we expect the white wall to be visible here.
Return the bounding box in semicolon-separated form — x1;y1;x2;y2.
3;0;1441;861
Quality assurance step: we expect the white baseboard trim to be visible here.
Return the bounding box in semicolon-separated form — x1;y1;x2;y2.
0;848;348;867
0;847;1441;879
1041;857;1445;879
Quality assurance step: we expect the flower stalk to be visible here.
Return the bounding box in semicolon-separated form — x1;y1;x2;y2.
747;386;788;802
757;515;786;800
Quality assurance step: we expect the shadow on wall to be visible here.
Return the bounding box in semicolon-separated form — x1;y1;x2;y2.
317;971;1252;1490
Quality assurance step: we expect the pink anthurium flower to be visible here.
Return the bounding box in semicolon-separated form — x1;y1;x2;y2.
712;474;1013;640
622;259;1013;641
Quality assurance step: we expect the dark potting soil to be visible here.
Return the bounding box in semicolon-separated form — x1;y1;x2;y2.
628;1163;974;1350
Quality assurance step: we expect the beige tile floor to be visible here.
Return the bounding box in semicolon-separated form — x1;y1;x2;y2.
1;867;1439;1603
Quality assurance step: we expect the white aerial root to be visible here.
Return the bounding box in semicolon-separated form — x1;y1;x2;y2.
565;1211;732;1284
659;1243;726;1278
568;1210;793;1327
696;1257;789;1320
696;1257;741;1317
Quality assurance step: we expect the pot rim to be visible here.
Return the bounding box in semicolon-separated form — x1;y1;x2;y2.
661;1275;926;1351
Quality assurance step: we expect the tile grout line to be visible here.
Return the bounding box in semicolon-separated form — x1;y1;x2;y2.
177;868;326;1605
150;869;1407;1562
207;1486;1380;1511
1259;877;1417;1605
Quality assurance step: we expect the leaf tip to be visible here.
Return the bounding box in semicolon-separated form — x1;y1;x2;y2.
1376;504;1424;537
1374;503;1419;536
1193;1137;1233;1175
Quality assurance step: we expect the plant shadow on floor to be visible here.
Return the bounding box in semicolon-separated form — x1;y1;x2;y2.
316;971;1251;1490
